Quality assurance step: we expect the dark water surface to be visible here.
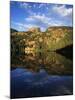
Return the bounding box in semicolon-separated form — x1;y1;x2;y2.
11;52;73;98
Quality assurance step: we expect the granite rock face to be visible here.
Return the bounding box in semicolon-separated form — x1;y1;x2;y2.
11;26;73;53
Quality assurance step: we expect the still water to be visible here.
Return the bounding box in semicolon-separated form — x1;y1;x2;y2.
11;52;73;98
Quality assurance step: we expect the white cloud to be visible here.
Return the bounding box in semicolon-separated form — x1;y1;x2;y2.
49;20;63;26
12;16;65;32
12;21;39;31
33;4;36;8
53;5;72;17
25;13;63;26
12;4;73;31
20;2;30;9
46;7;49;10
25;17;34;21
26;14;51;25
24;13;64;31
39;4;45;8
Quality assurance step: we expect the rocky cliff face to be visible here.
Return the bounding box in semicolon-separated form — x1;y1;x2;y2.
46;26;73;51
28;28;40;33
11;26;73;53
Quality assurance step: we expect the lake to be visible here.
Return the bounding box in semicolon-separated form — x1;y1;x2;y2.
11;52;73;98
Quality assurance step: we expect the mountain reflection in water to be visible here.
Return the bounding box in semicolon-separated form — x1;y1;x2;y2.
11;52;73;98
11;52;73;75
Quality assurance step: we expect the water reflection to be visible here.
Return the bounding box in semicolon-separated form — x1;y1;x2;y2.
11;52;73;98
11;52;73;75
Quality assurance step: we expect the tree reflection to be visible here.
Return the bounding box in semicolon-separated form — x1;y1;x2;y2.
11;51;73;75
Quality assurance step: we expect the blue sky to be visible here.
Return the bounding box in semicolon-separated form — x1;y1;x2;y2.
10;1;73;32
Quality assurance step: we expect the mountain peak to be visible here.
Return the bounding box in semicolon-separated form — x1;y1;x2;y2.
28;27;40;32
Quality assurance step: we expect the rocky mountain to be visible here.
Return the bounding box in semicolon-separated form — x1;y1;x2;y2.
28;27;40;33
11;26;73;53
46;26;73;51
